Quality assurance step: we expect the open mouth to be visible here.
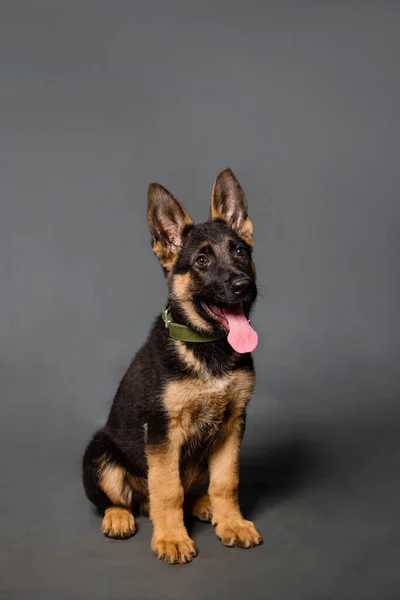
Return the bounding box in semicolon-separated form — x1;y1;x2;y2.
200;302;231;332
200;301;258;354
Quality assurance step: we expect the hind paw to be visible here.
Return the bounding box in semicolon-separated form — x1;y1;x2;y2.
189;494;212;522
102;507;136;539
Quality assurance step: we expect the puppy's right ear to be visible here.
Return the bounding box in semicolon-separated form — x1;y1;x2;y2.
147;183;193;272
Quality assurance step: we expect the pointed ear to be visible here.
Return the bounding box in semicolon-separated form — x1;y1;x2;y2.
210;168;254;247
148;183;193;272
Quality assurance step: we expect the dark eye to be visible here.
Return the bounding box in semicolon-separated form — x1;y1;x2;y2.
196;254;208;266
236;246;246;257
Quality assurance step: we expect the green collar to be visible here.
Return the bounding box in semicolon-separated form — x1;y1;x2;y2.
162;301;225;343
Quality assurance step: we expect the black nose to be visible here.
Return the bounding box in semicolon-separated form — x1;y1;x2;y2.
231;277;253;297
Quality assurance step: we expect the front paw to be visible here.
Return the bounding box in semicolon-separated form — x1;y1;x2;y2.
214;519;262;548
151;533;197;564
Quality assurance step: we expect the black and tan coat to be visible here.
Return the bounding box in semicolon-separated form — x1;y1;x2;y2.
82;168;262;564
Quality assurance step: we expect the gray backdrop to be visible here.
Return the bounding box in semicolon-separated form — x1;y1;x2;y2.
1;2;399;599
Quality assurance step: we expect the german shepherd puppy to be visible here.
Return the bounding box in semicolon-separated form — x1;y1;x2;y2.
82;168;262;564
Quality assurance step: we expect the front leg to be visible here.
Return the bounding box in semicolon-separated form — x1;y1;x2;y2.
208;416;262;548
147;431;197;564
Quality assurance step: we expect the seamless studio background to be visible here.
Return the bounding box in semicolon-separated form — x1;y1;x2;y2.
0;2;399;599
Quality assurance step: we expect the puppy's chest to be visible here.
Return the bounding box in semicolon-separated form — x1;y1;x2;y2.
163;370;254;440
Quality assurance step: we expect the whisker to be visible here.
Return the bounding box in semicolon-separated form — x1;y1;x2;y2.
256;283;267;301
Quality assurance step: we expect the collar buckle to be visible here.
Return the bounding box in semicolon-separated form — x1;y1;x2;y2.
164;305;171;328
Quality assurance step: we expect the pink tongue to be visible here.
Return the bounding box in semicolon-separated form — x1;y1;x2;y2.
221;305;258;354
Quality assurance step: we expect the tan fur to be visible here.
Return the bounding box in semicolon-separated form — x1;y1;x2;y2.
97;456;133;507
171;272;192;302
251;259;257;280
239;217;254;248
174;341;211;379
126;474;148;497
171;273;214;332
151;241;178;272
210;204;254;248
162;370;254;439
208;417;262;548
98;456;150;516
102;507;136;538
150;210;192;273
147;427;197;564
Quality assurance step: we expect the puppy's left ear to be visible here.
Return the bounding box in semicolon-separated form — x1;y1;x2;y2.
210;168;254;247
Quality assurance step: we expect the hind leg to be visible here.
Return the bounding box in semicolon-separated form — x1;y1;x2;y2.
82;431;137;539
97;457;136;539
185;493;212;522
182;463;212;522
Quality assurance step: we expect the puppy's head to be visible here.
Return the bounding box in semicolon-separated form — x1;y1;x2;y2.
148;168;258;353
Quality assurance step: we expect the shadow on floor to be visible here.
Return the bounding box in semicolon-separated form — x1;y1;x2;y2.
238;435;333;518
